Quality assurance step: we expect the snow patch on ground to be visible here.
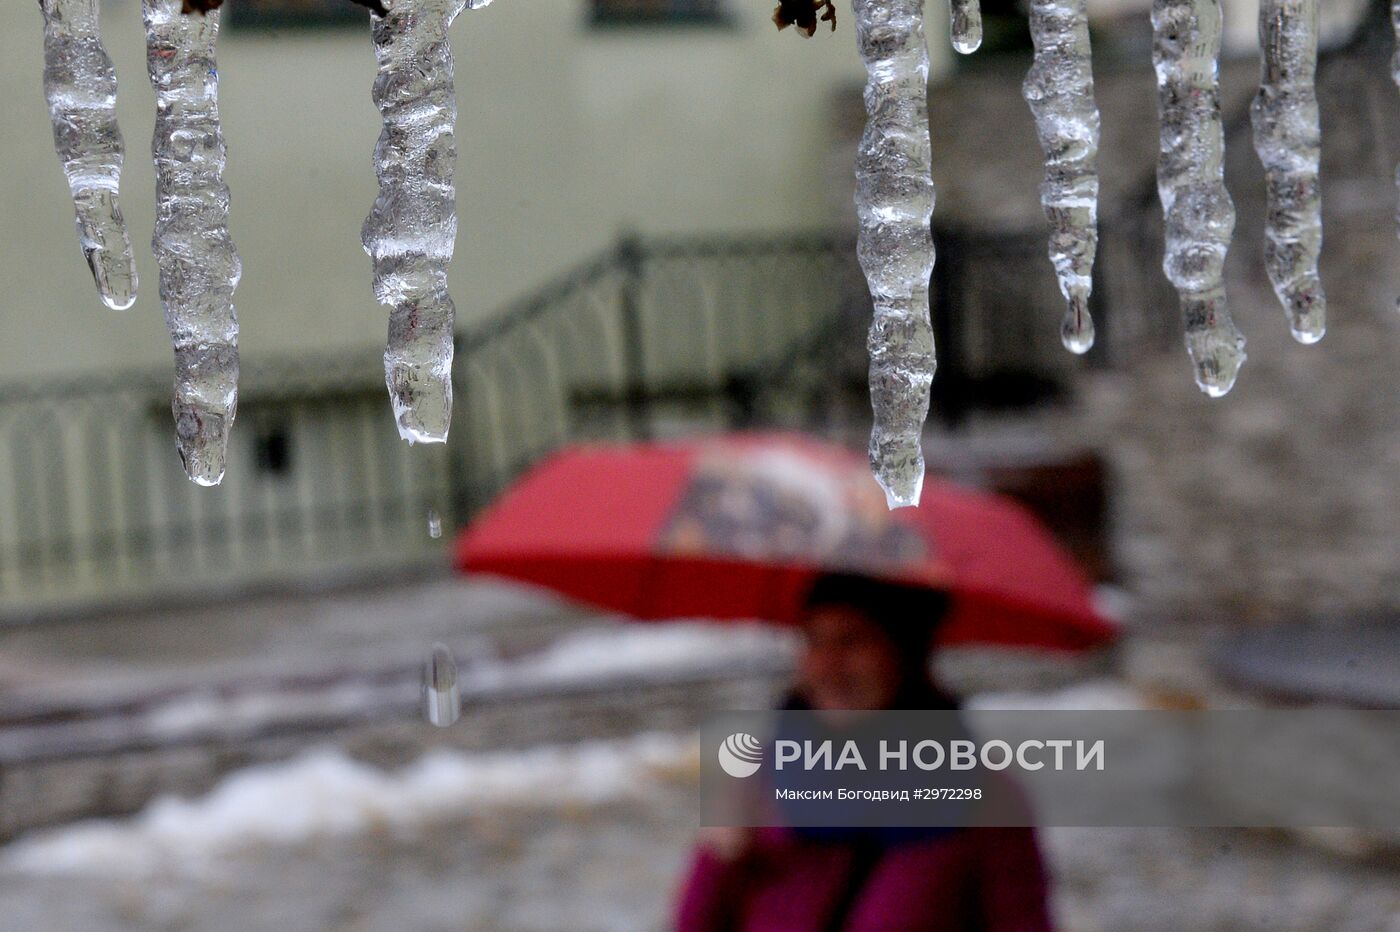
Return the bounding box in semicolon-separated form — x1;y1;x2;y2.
965;679;1151;710
471;620;797;690
3;732;698;880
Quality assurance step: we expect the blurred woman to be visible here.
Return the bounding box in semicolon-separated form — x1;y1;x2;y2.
675;572;1053;931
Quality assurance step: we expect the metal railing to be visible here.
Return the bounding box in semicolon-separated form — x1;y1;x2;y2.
0;234;866;617
0;216;1180;618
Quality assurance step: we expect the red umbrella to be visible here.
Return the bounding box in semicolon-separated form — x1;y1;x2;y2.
455;434;1116;651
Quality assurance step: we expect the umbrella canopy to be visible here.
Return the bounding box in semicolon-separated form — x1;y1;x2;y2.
455;434;1116;651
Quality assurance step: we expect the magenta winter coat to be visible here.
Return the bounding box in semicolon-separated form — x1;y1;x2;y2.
675;825;1053;931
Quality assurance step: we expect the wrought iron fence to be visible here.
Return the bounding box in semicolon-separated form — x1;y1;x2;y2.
0;225;1163;618
0;234;869;616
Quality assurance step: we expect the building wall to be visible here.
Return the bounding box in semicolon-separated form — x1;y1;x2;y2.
0;0;945;383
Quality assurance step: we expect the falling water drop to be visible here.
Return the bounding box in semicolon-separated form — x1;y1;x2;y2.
144;0;241;485
1023;0;1101;357
949;0;982;54
39;0;138;311
1060;306;1095;355
363;0;469;445
422;643;460;727
853;0;936;510
427;508;443;539
1152;0;1246;397
1251;0;1326;344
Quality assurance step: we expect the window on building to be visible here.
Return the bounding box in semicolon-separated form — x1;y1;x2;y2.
589;0;731;28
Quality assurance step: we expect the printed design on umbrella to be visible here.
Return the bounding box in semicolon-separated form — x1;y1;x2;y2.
658;444;930;576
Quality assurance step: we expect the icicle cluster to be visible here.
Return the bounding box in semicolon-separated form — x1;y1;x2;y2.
853;0;936;510
39;0;138;312
1023;0;1101;355
1151;0;1246;397
949;0;982;54
363;0;478;445
1251;0;1325;343
144;0;242;486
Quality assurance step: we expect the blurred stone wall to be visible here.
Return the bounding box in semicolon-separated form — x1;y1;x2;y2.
973;34;1400;631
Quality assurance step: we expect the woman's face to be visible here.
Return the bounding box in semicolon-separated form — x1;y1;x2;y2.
796;604;903;713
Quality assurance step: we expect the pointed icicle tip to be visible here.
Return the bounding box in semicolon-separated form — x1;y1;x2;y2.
1190;340;1246;398
950;0;982;54
1060;299;1096;355
875;459;924;510
174;402;230;486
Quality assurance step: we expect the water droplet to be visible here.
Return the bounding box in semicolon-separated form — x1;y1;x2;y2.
950;0;982;54
427;509;442;539
422;643;460;728
1060;306;1096;355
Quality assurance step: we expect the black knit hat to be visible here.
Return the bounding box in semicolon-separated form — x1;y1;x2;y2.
802;573;951;667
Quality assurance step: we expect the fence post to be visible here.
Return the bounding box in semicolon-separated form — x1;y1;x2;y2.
932;228;968;429
1086;229;1109;369
446;330;474;527
617;233;653;442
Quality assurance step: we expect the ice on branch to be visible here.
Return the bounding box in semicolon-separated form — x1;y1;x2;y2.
362;0;478;445
144;0;242;486
1251;0;1325;344
1023;0;1101;355
853;0;936;509
949;0;982;54
1152;0;1246;397
39;0;137;311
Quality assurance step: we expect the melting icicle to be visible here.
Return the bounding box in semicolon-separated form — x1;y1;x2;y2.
363;0;474;445
39;0;138;311
422;642;461;727
949;0;982;54
853;0;936;510
1251;0;1325;344
1023;0;1101;355
144;0;241;486
1152;0;1246;397
427;508;443;539
1392;0;1400;309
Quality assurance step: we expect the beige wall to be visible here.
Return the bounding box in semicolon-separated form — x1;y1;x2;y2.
0;0;952;383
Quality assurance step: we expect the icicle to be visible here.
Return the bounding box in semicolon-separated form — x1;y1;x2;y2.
1392;0;1400;307
1251;0;1325;344
1152;0;1245;397
854;0;936;510
362;0;475;445
144;0;241;486
39;0;137;311
949;0;981;54
422;643;461;727
1023;0;1101;355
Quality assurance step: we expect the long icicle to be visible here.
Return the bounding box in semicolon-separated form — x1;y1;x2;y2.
949;0;981;54
1251;0;1325;343
144;0;241;486
1392;0;1400;305
39;0;137;311
1023;0;1101;355
1152;0;1245;397
362;0;470;445
853;0;936;509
